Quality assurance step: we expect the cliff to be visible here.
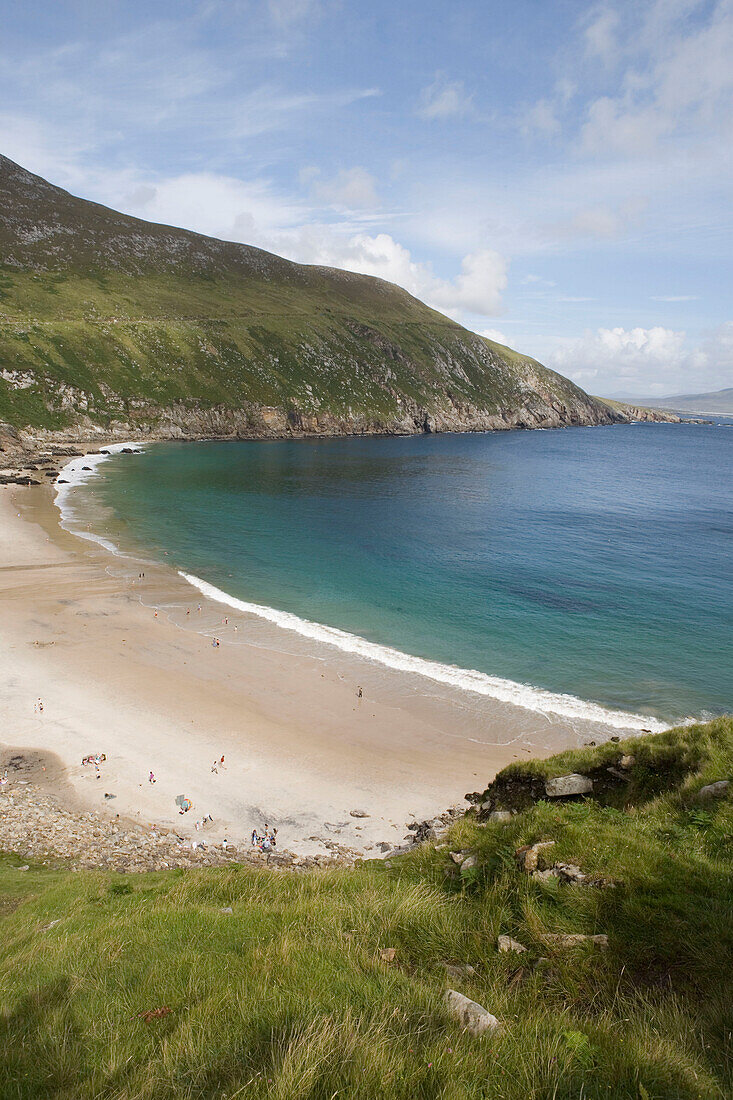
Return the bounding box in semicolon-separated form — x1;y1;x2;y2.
0;154;682;451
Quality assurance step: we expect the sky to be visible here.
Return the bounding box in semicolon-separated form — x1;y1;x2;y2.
1;0;732;398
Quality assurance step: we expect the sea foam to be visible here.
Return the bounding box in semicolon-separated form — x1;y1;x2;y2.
179;569;668;733
53;442;668;735
54;441;146;553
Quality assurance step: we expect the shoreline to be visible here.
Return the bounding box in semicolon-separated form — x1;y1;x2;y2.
1;440;672;859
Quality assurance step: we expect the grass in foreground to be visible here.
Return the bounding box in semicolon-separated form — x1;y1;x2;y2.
1;717;731;1099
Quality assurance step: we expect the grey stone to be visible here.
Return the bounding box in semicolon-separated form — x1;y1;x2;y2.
446;990;503;1036
545;773;593;798
488;810;513;823
698;780;729;799
220;906;233;914
619;754;635;769
349;809;369;818
498;935;527;953
532;868;560;885
460;855;478;871
538;933;608;949
450;851;466;864
516;839;555;873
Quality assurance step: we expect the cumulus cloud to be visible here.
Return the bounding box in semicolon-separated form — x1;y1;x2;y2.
274;230;507;317
418;74;473;120
545;322;733;395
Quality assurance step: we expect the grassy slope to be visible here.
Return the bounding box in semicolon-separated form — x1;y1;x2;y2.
0;156;600;432
1;717;731;1099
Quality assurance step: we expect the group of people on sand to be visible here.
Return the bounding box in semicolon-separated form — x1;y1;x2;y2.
251;825;277;852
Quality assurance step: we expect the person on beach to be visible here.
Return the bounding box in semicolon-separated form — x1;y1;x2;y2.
251;829;258;846
357;686;363;699
219;756;225;768
211;759;218;773
148;771;156;784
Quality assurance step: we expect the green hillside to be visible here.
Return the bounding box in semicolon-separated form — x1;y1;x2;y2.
1;717;731;1099
0;155;623;437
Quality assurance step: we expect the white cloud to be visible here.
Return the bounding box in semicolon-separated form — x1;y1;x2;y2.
418;74;473;120
650;295;699;302
274;231;507;317
545;322;733;395
479;328;508;345
548;197;647;241
583;7;619;62
310;166;379;208
521;98;560;136
580;0;733;157
267;0;322;27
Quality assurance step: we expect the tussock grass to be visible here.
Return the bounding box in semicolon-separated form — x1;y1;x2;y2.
1;718;731;1098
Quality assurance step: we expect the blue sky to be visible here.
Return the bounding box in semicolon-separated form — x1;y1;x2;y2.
1;0;731;396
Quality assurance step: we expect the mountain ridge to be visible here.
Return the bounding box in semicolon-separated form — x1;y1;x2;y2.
0;154;678;445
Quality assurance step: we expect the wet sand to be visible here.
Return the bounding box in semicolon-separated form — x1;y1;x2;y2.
0;467;644;856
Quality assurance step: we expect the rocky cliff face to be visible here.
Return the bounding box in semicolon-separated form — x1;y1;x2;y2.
0;154;680;446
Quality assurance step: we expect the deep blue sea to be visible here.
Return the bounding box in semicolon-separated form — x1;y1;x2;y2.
70;421;732;725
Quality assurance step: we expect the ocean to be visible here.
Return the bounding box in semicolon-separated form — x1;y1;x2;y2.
59;421;732;727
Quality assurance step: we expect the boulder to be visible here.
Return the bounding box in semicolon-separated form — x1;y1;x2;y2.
498;935;527;954
446;990;503;1036
488;810;513;823
619;754;635;769
350;809;369;818
698;780;729;799
538;933;608;949
544;774;593;798
515;839;555;873
450;851;467;864
460;855;478;871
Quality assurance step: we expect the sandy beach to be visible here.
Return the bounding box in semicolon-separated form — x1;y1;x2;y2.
0;450;658;857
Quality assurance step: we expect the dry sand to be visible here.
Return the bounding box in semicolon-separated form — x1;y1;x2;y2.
0;462;638;856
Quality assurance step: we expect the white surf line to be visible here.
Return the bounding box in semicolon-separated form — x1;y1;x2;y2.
54;441;146;553
179;570;669;732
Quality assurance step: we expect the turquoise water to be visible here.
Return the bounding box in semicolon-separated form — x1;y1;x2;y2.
80;423;732;723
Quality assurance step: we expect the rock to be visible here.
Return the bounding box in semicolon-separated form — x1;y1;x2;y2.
464;791;484;805
450;851;465;864
488;810;513;823
606;767;629;781
498;935;527;954
220;906;233;914
698;780;729;799
480;799;493;812
18;865;30;872
40;919;61;932
350;809;369;818
544;774;593;798
380;948;397;963
532;868;560;885
610;736;620;743
515;839;555;873
446;990;503;1036
552;863;587;883
460;855;478;871
619;754;635;769
538;933;608;949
